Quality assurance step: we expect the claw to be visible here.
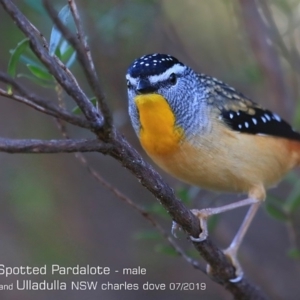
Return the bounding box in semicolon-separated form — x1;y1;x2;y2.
205;249;244;283
189;208;209;242
190;231;208;242
223;247;244;283
229;273;243;283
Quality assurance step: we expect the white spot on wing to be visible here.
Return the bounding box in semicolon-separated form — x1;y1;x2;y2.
229;113;233;119
261;116;266;123
245;122;249;128
252;118;257;125
273;113;281;122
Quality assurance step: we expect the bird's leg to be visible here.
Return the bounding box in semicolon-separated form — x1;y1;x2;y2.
222;201;261;282
190;197;261;282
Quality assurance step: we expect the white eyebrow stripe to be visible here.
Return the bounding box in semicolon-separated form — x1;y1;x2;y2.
148;64;186;84
126;74;138;86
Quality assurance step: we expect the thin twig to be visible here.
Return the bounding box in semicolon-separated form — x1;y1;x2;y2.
0;88;51;114
29;20;49;51
68;0;93;71
1;0;103;129
44;0;112;134
0;86;89;128
0;73;91;129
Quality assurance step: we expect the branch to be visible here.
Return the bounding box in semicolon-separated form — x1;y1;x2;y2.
0;0;269;299
0;138;111;154
0;0;103;130
44;0;112;133
0;74;90;129
0;87;56;116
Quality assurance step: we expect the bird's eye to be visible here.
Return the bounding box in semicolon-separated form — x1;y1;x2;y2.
127;80;132;89
169;73;177;85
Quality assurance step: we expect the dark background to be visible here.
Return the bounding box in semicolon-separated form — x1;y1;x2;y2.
0;0;299;299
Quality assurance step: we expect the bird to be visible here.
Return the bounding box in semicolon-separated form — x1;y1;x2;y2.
125;53;300;282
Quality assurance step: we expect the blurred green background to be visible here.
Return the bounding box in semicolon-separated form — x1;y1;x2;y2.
0;0;300;299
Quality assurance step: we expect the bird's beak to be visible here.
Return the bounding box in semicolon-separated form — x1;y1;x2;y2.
136;78;156;94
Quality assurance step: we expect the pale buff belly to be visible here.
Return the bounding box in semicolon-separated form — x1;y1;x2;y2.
146;127;299;196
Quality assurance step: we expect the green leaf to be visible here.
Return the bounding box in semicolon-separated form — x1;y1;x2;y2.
133;230;162;240
72;97;97;114
54;46;61;59
59;42;76;68
66;51;76;68
264;202;288;222
18;54;43;68
60;40;69;55
49;5;72;55
27;64;53;81
287;248;300;260
17;74;55;88
7;38;29;93
154;244;178;256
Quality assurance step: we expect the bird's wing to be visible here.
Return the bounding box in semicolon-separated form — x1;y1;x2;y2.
198;73;300;141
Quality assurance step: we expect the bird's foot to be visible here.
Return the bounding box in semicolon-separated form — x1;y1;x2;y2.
189;208;210;242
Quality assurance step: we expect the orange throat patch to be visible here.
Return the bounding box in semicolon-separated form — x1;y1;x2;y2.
135;94;184;156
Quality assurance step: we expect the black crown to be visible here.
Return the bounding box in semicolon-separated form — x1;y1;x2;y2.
127;53;183;78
